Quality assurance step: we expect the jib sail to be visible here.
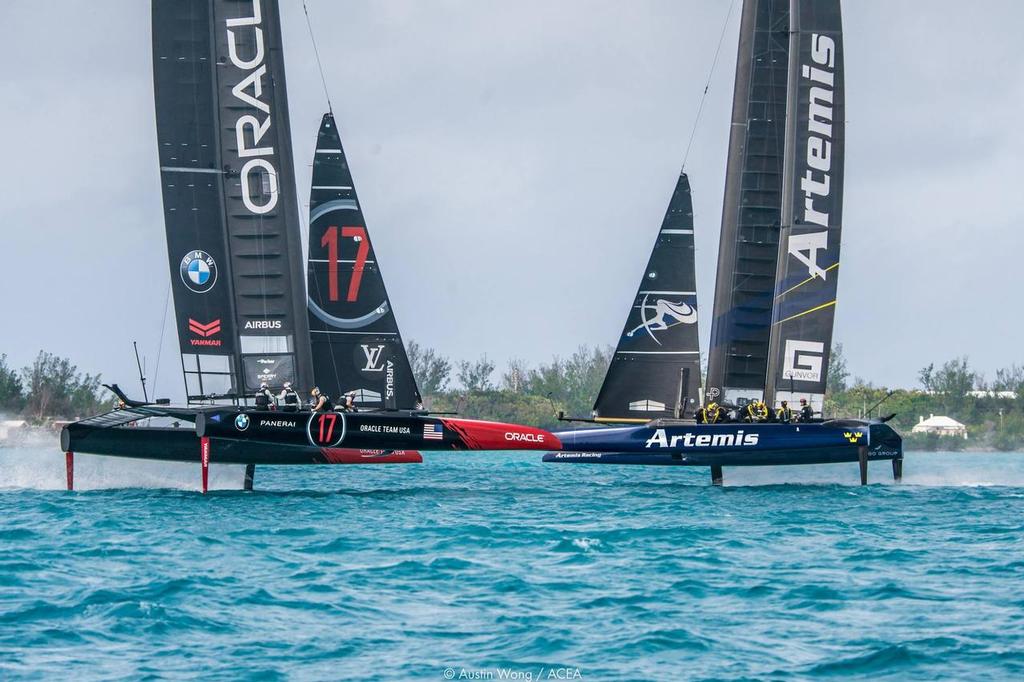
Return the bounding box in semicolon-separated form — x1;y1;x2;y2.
764;0;845;414
592;172;701;421
152;0;313;402
705;0;790;407
305;113;422;410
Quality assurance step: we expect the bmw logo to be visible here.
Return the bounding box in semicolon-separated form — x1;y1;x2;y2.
234;413;250;431
180;250;218;293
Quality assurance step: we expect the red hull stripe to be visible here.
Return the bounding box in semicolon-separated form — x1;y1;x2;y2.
439;418;561;450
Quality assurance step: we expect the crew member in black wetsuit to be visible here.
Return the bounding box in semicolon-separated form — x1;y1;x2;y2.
310;387;333;412
697;402;723;424
337;392;357;412
776;400;794;424
255;382;276;410
279;382;300;412
798;398;815;422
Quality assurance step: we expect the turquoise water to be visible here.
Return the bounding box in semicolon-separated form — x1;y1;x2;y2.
1;448;1023;680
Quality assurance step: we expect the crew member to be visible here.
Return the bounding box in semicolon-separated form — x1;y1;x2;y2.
279;382;300;412
254;382;276;410
337;391;358;412
799;398;815;422
697;402;722;424
310;387;333;412
743;399;769;423
776;400;793;424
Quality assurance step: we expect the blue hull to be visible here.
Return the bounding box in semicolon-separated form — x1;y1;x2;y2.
546;419;902;467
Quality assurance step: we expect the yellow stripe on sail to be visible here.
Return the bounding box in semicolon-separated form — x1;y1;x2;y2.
773;299;836;326
774;262;840;300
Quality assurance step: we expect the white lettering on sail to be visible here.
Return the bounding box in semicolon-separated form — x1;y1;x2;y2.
782;340;825;382
226;0;278;215
788;33;836;277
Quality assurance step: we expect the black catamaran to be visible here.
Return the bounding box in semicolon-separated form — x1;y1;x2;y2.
59;0;559;492
546;0;903;484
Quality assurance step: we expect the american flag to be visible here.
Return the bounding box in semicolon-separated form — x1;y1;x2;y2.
423;423;443;440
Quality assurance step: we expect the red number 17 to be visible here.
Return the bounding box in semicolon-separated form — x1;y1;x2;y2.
322;225;369;302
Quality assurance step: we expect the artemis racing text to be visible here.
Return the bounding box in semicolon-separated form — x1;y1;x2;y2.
644;429;759;449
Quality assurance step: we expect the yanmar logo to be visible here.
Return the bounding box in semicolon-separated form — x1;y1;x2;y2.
505;432;545;444
188;319;221;347
244;320;282;330
645;429;759;449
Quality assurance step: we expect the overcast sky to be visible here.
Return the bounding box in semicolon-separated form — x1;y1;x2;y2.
1;0;1022;400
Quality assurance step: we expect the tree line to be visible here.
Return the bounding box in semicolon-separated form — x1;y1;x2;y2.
4;343;1022;451
0;352;108;421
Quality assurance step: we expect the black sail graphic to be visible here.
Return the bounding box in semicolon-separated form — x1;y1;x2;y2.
592;173;701;421
306;113;421;410
764;0;844;413
705;0;790;407
153;0;313;401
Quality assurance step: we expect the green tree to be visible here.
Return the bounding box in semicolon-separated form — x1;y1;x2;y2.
21;351;106;420
826;342;849;396
992;365;1024;398
406;340;451;396
457;356;496;392
0;354;25;412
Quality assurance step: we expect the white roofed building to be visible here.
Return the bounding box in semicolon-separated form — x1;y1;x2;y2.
912;414;968;439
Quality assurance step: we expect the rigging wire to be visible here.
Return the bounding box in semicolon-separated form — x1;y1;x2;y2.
302;0;333;114
151;278;172;398
681;0;738;171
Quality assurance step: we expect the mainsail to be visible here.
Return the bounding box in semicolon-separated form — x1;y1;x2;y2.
152;0;313;402
305;113;422;410
705;0;790;407
764;0;845;413
592;172;701;421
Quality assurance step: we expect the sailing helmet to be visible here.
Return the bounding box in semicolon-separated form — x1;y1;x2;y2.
781;400;788;406
708;402;719;410
283;381;291;389
800;398;807;404
260;382;268;389
311;386;321;396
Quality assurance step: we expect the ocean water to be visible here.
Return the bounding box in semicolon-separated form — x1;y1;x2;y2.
1;447;1023;681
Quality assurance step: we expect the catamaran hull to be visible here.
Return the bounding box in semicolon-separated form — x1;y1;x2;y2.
60;424;422;465
546;420;902;470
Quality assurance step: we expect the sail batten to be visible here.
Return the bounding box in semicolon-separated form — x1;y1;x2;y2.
305;113;421;410
592;172;702;420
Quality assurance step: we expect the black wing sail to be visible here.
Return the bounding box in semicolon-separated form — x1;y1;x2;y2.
705;0;790;407
153;0;314;402
764;0;845;414
306;113;422;410
153;0;240;400
592;172;701;421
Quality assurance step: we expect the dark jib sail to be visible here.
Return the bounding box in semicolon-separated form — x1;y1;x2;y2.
305;113;421;410
592;172;701;421
764;0;844;414
153;0;314;402
705;0;790;407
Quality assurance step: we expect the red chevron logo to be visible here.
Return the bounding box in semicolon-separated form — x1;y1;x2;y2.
188;319;221;337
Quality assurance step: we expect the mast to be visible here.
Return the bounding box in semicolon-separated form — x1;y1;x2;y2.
305;113;422;409
152;0;314;402
764;0;845;413
705;0;790;407
592;172;701;421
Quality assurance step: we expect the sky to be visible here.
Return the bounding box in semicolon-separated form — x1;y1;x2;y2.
1;0;1022;400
